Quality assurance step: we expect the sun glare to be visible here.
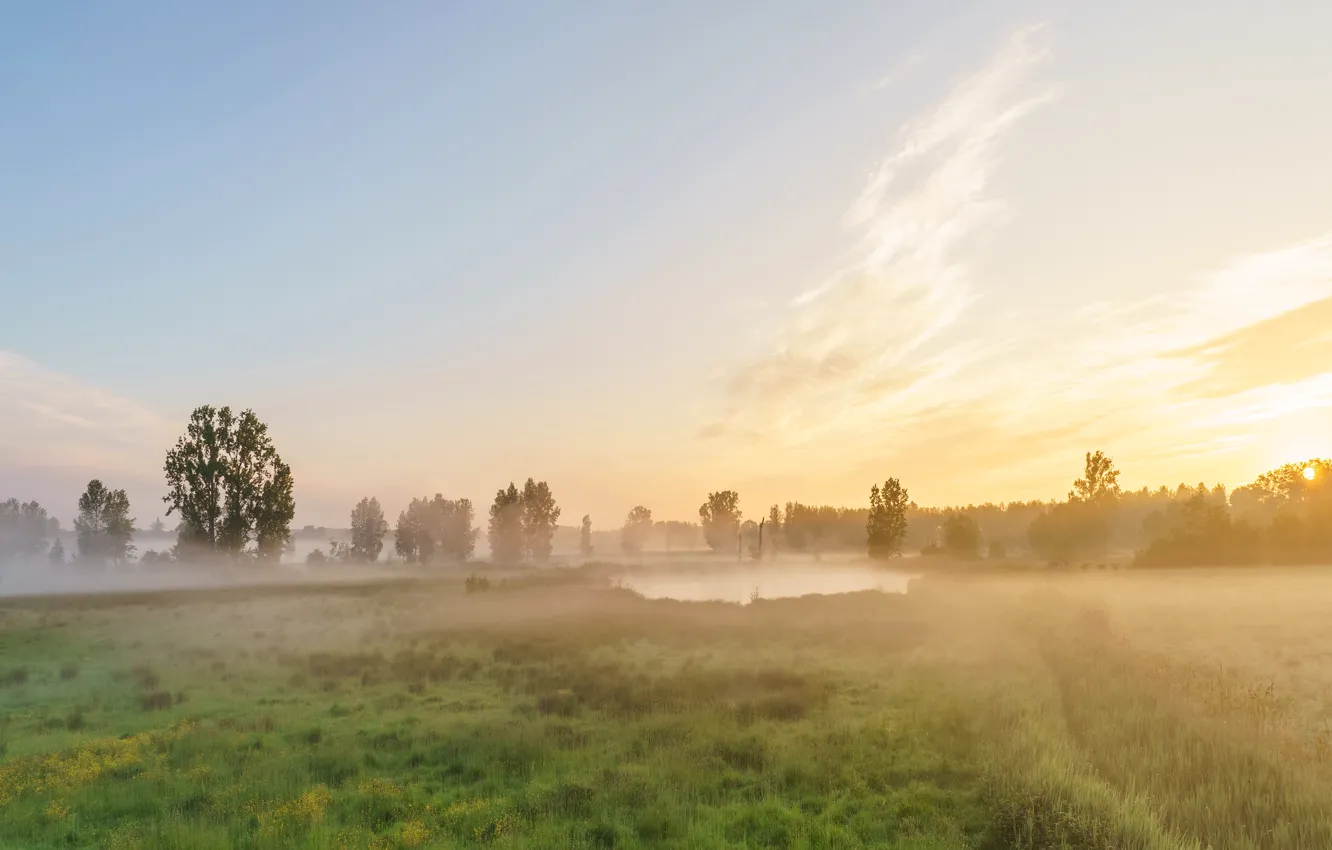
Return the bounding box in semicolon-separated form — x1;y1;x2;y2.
1304;466;1317;481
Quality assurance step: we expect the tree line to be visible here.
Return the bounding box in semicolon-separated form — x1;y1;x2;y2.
4;401;1327;571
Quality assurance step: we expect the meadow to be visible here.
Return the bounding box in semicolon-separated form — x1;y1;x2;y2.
1;563;1331;849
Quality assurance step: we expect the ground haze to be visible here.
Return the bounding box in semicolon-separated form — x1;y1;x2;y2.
2;563;1330;848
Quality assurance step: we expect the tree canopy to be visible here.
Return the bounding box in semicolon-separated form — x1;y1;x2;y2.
395;495;478;564
349;497;389;563
488;483;525;564
520;479;561;564
162;405;294;561
0;499;52;562
75;479;135;566
621;505;653;554
867;479;910;559
698;491;741;552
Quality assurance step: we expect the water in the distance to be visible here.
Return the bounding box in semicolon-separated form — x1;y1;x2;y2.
616;565;914;604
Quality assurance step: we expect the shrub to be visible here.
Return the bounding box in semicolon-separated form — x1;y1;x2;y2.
141;691;174;711
465;573;491;594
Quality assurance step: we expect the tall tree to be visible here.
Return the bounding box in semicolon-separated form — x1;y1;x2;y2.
349;497;390;563
74;480;136;566
766;504;782;558
579;515;594;558
698;491;741;552
867;479;909;559
395;498;432;563
1071;451;1122;504
163;405;294;561
488;483;525;564
520;478;561;563
621;506;653;554
254;460;295;561
433;495;479;562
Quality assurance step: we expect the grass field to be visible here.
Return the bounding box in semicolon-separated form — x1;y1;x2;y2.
1;564;1330;849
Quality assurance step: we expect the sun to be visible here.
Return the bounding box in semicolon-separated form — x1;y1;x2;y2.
1304;466;1317;481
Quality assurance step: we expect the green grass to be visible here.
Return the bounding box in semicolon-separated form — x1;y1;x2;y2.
0;572;1329;848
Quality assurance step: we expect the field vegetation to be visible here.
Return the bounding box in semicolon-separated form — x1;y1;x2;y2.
3;566;1332;849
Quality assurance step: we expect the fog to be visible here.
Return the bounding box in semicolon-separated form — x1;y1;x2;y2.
0;558;410;599
614;562;915;603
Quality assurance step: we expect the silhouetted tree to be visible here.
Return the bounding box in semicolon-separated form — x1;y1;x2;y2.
766;505;782;558
435;496;479;562
1071;451;1122;503
396;495;477;563
1028;501;1108;564
395;498;432;563
48;538;65;566
699;491;741;552
621;505;653;554
349;497;389;563
520;479;561;563
1029;452;1121;564
0;499;51;561
867;479;909;559
162;405;294;561
254;460;294;561
1136;494;1264;567
75;480;135;566
942;513;981;557
579;515;594;558
489;483;525;564
149;517;166;533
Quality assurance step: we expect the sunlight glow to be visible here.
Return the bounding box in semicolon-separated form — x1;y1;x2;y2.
1304;466;1317;480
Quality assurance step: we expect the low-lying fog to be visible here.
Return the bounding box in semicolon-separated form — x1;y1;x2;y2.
615;564;915;604
0;561;397;598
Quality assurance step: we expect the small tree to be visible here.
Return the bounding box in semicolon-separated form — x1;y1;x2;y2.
579;515;594;558
488;483;525;564
349;497;389;563
621;506;653;555
698;491;741;552
149;517;166;533
766;505;782;559
75;480;136;566
48;537;65;566
867;479;909;559
520;479;561;563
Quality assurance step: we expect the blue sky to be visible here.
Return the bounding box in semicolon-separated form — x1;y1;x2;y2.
4;2;1332;528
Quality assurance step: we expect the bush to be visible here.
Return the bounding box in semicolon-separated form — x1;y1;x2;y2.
141;690;174;711
465;573;491;594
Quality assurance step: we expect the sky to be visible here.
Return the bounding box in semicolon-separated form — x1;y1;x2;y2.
4;1;1332;529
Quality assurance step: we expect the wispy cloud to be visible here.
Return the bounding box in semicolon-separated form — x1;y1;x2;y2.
705;24;1332;498
865;49;926;93
708;24;1055;445
0;351;172;470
